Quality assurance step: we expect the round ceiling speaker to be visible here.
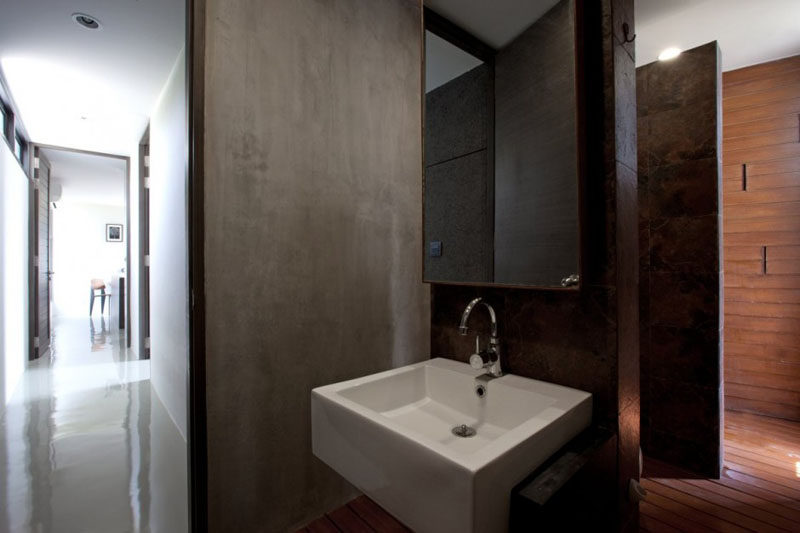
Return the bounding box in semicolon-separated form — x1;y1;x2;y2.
72;13;102;30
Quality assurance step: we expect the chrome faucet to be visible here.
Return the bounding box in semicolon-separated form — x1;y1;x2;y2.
459;297;503;378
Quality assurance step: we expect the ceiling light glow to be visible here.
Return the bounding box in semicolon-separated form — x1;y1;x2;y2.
658;47;682;61
1;56;145;153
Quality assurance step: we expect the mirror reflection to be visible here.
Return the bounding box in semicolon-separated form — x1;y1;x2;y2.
423;0;581;288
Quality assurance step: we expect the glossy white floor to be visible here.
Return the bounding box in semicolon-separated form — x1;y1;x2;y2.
0;317;188;532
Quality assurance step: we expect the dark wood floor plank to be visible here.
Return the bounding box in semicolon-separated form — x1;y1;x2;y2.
727;411;800;436
709;476;800;513
641;479;777;533
722;466;800;502
347;496;409;532
304;515;341;533
639;507;686;533
327;506;373;533
640;487;743;532
684;477;800;524
724;425;800;450
723;442;799;471
642;412;800;531
724;454;800;487
661;478;798;531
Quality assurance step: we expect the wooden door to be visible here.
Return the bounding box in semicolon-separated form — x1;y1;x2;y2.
32;147;51;359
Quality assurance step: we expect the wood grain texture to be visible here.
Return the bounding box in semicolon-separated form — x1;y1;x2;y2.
297;495;411;533
641;412;800;532
34;148;51;359
723;55;800;420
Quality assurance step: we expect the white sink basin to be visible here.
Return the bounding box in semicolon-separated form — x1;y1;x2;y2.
311;358;592;533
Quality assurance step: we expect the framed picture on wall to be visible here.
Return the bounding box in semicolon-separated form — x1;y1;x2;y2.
106;224;123;242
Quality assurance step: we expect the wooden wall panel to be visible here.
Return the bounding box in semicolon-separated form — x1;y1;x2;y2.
723;55;800;421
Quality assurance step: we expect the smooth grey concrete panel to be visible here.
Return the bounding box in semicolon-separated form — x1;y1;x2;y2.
424;150;492;282
425;64;490;167
203;0;429;530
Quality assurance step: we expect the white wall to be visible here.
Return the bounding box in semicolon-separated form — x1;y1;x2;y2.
0;140;29;405
51;202;126;318
149;49;188;439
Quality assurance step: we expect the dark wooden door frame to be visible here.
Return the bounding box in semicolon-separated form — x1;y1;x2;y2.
138;127;151;360
187;0;207;530
30;146;52;360
29;144;132;351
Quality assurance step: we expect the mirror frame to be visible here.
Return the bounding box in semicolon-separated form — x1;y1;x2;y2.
421;1;586;291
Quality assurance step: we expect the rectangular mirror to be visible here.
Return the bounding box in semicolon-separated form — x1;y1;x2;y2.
423;0;583;289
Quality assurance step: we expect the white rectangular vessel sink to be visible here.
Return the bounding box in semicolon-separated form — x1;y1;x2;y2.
311;358;592;533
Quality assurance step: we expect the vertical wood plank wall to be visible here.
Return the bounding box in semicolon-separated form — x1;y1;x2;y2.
722;55;800;421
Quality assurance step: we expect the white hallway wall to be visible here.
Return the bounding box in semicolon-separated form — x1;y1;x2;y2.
149;48;188;440
0;139;28;405
148;47;189;532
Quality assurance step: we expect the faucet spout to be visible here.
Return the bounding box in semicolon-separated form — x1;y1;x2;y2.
459;297;497;337
458;297;502;377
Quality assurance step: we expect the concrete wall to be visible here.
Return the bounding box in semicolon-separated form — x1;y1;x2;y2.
203;0;429;529
149;50;189;438
638;41;722;477
0;139;28;405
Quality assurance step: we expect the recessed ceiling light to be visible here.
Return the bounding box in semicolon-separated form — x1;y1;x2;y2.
658;47;681;61
72;13;101;30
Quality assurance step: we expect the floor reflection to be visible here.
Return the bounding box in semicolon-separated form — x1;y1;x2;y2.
0;317;187;532
89;316;110;351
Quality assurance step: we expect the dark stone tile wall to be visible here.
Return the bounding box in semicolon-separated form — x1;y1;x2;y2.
637;42;723;477
431;0;640;529
425;64;493;283
494;0;579;286
425;150;492;281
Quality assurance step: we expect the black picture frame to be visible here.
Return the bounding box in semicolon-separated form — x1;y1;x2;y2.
106;223;123;242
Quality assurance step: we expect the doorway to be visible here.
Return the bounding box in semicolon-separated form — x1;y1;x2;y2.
29;145;132;356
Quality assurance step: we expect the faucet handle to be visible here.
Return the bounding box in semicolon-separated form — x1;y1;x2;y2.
470;353;486;370
469;335;488;369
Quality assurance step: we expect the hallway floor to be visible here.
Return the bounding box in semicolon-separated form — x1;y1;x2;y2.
641;411;800;532
0;317;187;533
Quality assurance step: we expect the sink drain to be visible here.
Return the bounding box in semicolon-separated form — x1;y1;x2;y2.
452;424;477;438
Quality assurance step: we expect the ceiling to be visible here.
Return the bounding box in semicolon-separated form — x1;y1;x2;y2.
425;0;560;49
43;148;126;207
426;32;483;93
635;0;800;71
0;0;184;156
